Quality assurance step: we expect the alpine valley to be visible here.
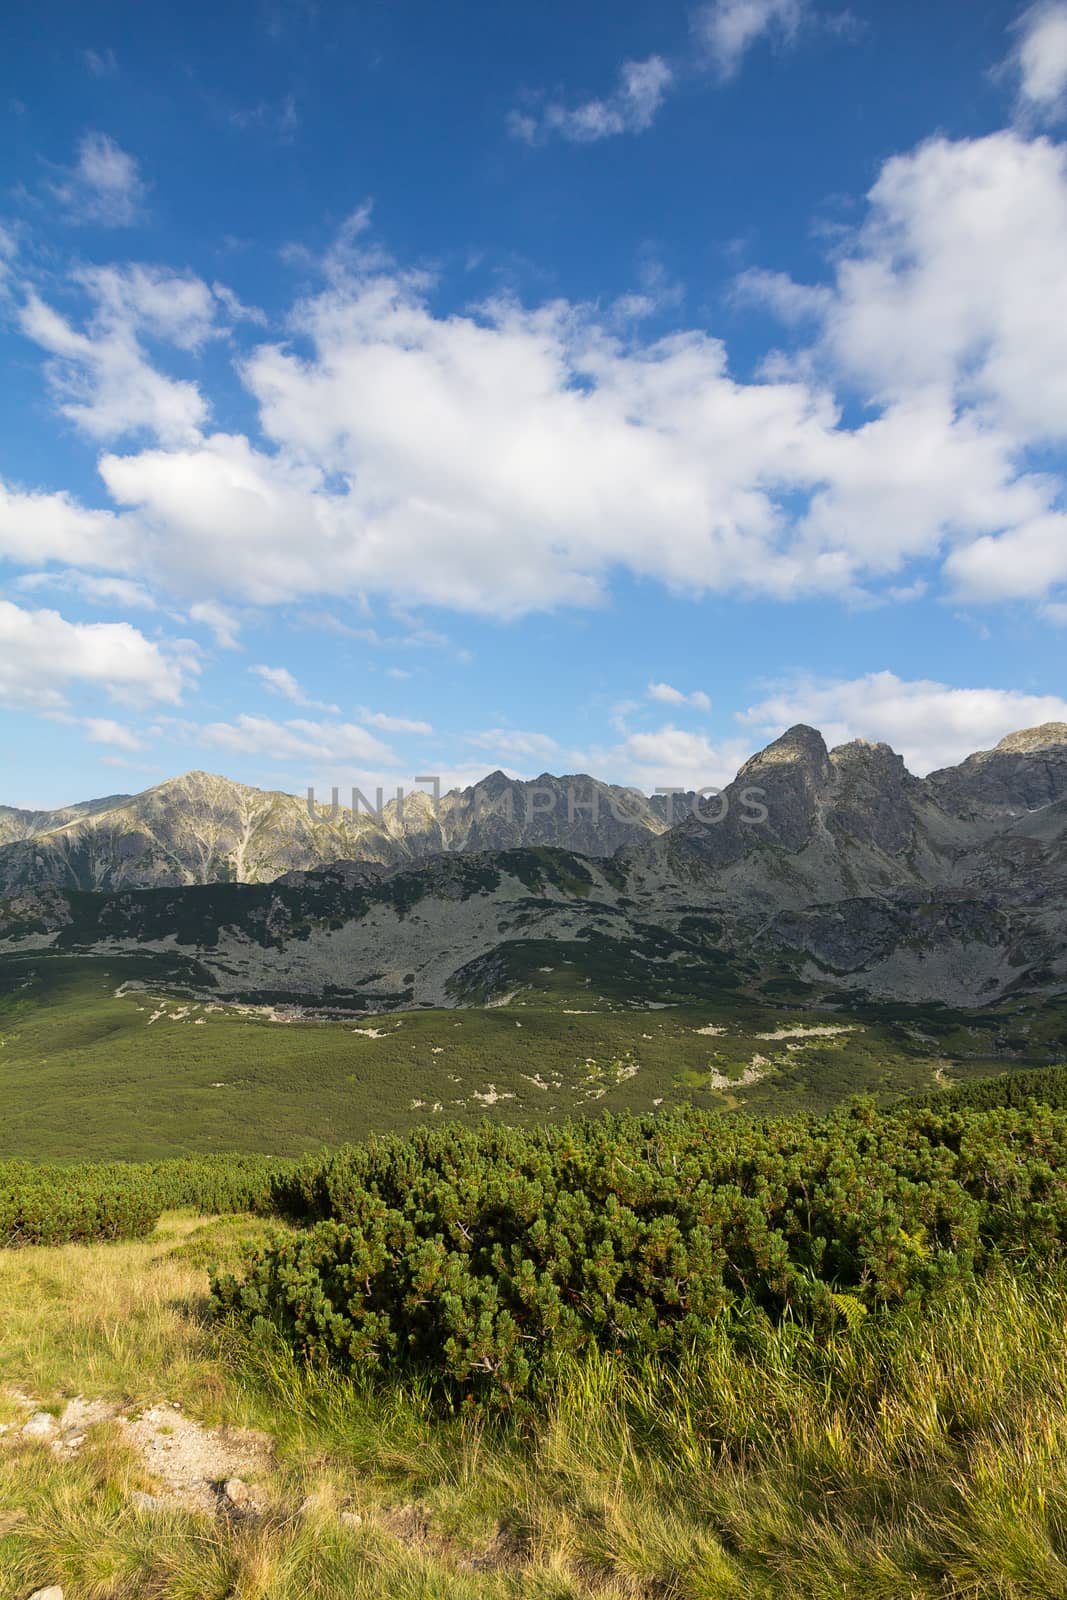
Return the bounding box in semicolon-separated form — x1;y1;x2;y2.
1;718;1065;1011
1;719;1065;1163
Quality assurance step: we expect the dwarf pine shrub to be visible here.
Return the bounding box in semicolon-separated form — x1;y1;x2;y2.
212;1099;1067;1408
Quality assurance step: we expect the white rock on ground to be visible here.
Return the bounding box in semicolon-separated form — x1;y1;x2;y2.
116;1403;272;1514
20;1413;57;1440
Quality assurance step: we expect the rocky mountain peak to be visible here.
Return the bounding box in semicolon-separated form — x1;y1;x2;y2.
993;723;1067;754
469;770;514;799
926;724;1067;820
830;737;908;771
737;724;831;780
826;738;918;854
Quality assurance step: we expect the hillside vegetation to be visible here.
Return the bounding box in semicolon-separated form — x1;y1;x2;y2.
3;1075;1067;1596
2;955;1062;1163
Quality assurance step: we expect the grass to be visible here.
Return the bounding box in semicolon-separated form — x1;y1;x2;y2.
3;1214;1067;1597
2;955;1061;1162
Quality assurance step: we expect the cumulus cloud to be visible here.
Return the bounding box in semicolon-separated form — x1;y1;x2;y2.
739;671;1067;774
19;264;218;444
252;664;340;713
84;716;142;750
211;281;268;326
466;728;561;759
0;601;193;711
1010;1;1067;123
6;113;1067;626
648;682;712;711
742;129;1067;611
589;724;753;792
359;707;434;734
731;266;833;323
509;55;673;144
945;511;1067;600
0;481;133;570
49;132;147;226
695;0;811;80
91;277;841;614
188;602;242;651
14;570;158;609
201;713;397;766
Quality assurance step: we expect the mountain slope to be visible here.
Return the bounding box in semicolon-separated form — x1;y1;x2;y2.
1;724;1064;1009
0;792;132;849
0;770;681;893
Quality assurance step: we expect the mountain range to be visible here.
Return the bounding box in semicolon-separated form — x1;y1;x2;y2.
0;769;691;893
1;722;1065;1010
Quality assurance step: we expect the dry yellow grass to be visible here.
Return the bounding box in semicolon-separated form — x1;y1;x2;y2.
3;1215;1067;1598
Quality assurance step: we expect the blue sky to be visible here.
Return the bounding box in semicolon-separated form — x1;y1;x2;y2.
3;0;1067;807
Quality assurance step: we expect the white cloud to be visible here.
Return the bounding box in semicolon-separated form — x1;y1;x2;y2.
252;663;340;712
818;133;1067;444
188;601;242;650
0;601;192;711
510;55;674;144
746;129;1067;610
731;267;833;323
201;713;397;766
739;671;1067;774
8;114;1067;626
0;221;16;289
19;264;216;444
945;511;1067;600
14;570;158;610
591;724;753;792
1010;2;1067;122
695;0;809;80
49;132;146;226
359;707;434;734
211;281;268;326
253;664;307;702
648;681;712;711
510;0;844;148
80;263;219;349
467;728;560;759
84;48;118;78
95;277;837;614
0;481;133;570
84;716;141;750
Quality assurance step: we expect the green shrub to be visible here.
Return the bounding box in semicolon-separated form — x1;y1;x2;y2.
213;1100;1067;1409
0;1153;301;1247
911;1062;1067;1113
0;1161;160;1246
146;1153;300;1215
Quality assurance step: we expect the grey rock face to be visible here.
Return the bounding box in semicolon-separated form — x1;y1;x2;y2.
926;723;1067;822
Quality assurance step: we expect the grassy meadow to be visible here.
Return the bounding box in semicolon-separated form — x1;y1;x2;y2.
1;953;1061;1161
4;947;1067;1594
2;1212;1067;1599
